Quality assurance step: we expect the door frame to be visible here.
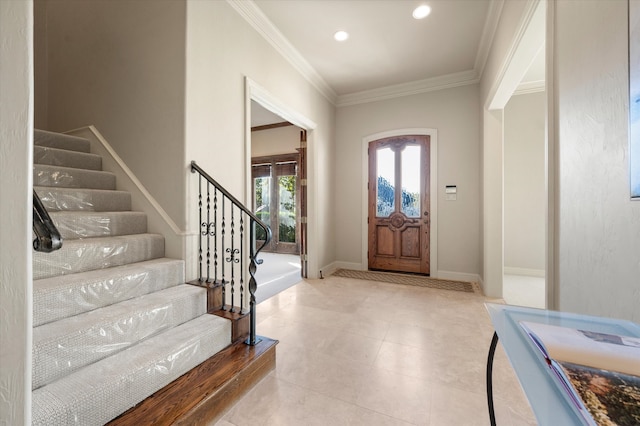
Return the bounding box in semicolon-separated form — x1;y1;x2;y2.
244;78;318;277
361;128;438;276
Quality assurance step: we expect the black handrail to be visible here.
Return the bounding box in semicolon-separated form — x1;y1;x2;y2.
190;161;272;346
33;189;63;252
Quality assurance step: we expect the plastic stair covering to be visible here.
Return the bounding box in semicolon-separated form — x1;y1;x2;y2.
33;258;184;327
32;284;207;390
32;314;232;426
32;234;165;280
35;187;132;212
49;211;147;239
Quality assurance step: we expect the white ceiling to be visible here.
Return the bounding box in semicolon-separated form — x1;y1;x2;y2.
254;0;494;96
243;0;545;126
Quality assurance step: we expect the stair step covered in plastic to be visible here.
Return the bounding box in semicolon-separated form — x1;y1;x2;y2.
34;129;91;153
34;258;185;327
32;284;207;390
31;314;231;426
34;164;116;190
34;145;102;170
33;234;165;280
35;186;132;212
50;211;147;239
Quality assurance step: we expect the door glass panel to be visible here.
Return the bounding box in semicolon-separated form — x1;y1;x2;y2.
278;175;296;243
253;176;270;240
376;147;395;217
401;145;421;217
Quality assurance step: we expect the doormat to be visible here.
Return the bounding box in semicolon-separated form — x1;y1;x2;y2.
331;269;474;293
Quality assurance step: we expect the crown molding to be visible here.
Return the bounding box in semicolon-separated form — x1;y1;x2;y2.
513;79;545;96
227;0;338;104
336;70;479;107
474;0;505;79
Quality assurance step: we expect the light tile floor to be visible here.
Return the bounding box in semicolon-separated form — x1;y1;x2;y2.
214;276;537;426
503;274;545;309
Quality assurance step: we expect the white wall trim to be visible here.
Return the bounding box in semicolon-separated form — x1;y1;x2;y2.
320;261;362;278
337;70;479;107
361;128;438;277
244;77;320;278
486;0;544;110
437;270;482;284
513;79;545;96
65;126;189;261
474;0;506;79
227;0;337;104
504;267;545;277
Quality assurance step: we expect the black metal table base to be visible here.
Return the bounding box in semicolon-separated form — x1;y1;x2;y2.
486;331;499;426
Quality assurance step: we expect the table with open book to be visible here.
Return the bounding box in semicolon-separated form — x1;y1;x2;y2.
485;303;640;426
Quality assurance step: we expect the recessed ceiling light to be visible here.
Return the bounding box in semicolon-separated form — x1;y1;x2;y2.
413;4;431;19
334;30;349;42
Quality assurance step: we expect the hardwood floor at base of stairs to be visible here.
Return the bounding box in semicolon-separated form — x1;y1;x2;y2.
107;336;278;426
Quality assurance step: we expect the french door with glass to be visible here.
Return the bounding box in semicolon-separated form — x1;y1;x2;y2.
252;153;300;254
368;135;430;274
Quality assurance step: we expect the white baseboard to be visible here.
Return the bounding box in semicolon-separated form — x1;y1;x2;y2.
436;270;481;283
504;267;545;277
320;261;362;278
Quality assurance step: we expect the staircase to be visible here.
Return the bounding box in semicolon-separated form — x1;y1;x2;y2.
31;130;236;425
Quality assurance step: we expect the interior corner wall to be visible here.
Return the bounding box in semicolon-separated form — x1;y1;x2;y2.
334;84;481;277
478;0;530;296
36;0;188;229
555;0;640;322
184;0;336;279
504;91;545;272
0;1;33;423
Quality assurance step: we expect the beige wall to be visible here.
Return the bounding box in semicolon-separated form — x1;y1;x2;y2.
35;0;188;228
252;125;300;157
184;0;335;278
34;0;336;279
479;0;542;297
0;2;33;423
504;91;545;273
335;84;481;277
554;0;640;321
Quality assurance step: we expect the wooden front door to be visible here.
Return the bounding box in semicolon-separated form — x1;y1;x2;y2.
368;135;430;274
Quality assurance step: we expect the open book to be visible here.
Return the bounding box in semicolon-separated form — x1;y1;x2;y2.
519;321;640;426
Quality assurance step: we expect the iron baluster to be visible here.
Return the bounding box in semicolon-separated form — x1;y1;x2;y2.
240;214;244;312
227;205;236;312
190;161;271;346
198;175;203;282
221;196;226;310
206;181;211;282
214;187;218;283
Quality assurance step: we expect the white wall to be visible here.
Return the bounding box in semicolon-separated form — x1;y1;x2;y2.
504;91;545;273
184;0;335;279
252;125;300;157
479;0;540;297
35;0;188;228
335;84;481;277
34;0;336;279
554;0;640;321
0;2;33;423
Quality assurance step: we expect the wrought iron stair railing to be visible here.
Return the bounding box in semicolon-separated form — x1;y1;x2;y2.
33;189;63;252
190;161;272;346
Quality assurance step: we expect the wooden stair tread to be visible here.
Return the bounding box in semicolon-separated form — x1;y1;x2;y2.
107;336;278;426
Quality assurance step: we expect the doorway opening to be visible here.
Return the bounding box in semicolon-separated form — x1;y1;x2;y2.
245;79;317;301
